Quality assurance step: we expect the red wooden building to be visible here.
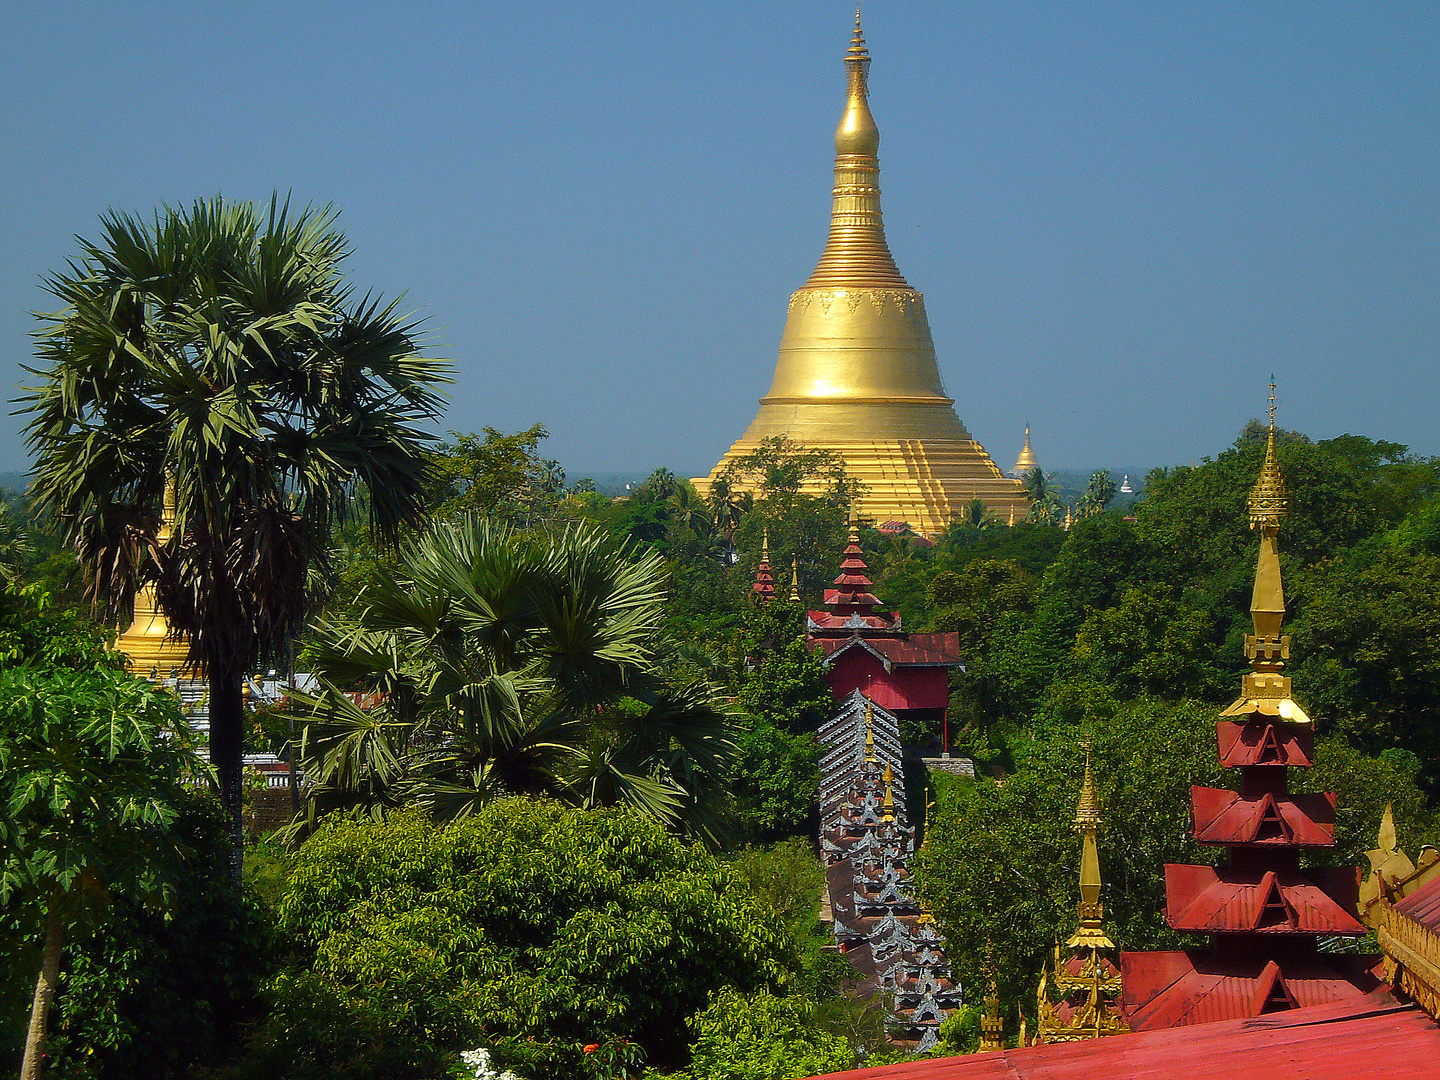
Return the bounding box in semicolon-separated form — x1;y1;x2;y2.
805;517;961;723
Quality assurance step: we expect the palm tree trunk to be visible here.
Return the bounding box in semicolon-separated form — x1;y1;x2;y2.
209;666;246;886
20;909;64;1080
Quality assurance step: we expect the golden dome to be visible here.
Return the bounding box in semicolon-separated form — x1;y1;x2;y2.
1013;423;1040;477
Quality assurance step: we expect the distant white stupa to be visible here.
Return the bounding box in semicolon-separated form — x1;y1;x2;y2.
1119;474;1133;494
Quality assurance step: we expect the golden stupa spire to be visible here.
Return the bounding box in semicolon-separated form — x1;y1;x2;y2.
762;526;770;564
1067;742;1114;949
804;7;908;289
881;761;896;821
1222;377;1311;723
789;554;801;603
863;695;877;762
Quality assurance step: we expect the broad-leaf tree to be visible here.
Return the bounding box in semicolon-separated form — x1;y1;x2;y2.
0;664;204;1079
20;196;450;878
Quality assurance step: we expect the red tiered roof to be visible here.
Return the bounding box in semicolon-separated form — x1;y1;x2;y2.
805;519;961;715
752;546;776;602
1164;864;1366;935
1118;421;1380;1031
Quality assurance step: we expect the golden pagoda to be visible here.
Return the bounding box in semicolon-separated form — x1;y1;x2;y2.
694;14;1027;535
112;481;191;677
1012;423;1040;478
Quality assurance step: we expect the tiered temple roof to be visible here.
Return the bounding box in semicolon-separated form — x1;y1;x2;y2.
752;528;776;602
1119;398;1384;1031
820;689;961;1051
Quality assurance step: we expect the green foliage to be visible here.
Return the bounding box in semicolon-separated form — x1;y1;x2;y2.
295;516;737;841
25;797;272;1080
728;723;819;845
231;802;796;1078
0;664;203;921
929;560;1035;656
1070;585;1229;700
679;988;855;1080
729;839;824;929
427;425;567;526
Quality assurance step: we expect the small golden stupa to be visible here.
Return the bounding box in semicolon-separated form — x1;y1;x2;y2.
112;482;191;677
694;14;1027;534
1012;423;1040;478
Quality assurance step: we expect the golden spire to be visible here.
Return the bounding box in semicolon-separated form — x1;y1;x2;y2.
762;526;770;564
803;8;908;289
1067;742;1114;949
1008;502;1015;527
848;501;861;545
789;554;801;603
1013;423;1040;477
1223;377;1311;723
881;761;895;821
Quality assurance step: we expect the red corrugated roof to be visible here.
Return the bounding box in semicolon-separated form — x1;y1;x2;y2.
1119;949;1385;1030
812;635;964;669
1190;786;1336;846
1165;864;1365;934
804;995;1427;1080
1395;872;1440;932
1216;720;1314;768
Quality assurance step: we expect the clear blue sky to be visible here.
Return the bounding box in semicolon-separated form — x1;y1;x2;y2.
2;2;1436;478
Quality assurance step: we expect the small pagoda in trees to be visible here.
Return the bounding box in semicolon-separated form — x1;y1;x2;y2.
1120;391;1384;1029
806;509;961;724
751;528;776;602
1035;746;1128;1044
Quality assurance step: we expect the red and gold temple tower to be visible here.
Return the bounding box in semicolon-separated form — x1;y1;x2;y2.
1119;396;1384;1029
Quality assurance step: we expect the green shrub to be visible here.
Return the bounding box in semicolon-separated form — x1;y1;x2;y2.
230;800;798;1078
680;988;855;1080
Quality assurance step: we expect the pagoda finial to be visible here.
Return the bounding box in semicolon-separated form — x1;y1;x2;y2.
979;953;1004;1052
848;501;861;545
762;526;770;564
802;10;907;289
1249;375;1288;531
1067;741;1114;949
1224;379;1311;723
751;528;776;602
789;554;801;603
881;761;895;821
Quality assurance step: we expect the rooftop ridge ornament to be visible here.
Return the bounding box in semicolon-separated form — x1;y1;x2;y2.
789;554;801;603
864;696;877;762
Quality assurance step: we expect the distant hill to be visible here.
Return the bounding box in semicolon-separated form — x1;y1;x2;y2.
0;472;29;500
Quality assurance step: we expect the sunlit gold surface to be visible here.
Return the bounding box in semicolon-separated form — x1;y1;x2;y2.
113;480;192;677
1221;383;1312;724
1013;424;1039;477
694;15;1025;534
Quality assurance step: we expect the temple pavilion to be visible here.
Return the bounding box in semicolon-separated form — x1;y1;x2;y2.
694;15;1027;535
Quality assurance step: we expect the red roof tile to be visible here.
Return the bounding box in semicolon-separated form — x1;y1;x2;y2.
1165;864;1366;934
804;996;1425;1079
812;635;964;669
1190;786;1336;846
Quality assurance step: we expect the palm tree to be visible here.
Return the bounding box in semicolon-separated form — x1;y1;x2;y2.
955;497;999;531
667;479;715;538
290;516;736;843
20;196;450;879
1022;467;1062;526
1077;469;1118;519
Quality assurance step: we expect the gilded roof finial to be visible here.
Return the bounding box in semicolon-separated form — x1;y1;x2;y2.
848;501;861;545
762;526;770;564
881;761;895;821
789;554;801;603
1223;378;1312;723
979;951;1004;1052
1249;375;1287;531
1067;740;1114;950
